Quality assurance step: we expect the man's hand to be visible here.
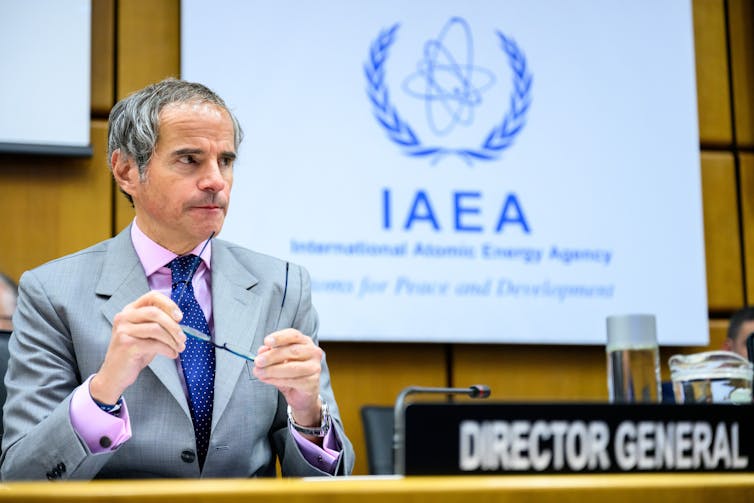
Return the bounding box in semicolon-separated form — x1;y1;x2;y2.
90;291;186;404
252;329;323;428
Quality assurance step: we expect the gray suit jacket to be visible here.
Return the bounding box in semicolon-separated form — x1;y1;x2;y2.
0;227;354;480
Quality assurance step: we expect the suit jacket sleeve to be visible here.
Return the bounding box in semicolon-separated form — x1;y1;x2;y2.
1;269;117;481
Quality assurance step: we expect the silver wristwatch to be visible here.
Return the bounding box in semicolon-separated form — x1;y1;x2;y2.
287;397;331;437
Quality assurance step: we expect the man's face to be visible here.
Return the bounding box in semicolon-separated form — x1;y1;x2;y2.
124;101;236;254
729;320;754;359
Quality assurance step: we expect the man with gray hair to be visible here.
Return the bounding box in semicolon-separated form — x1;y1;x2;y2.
1;78;353;480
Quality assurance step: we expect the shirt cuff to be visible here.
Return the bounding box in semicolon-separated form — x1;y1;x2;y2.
69;374;132;454
290;426;342;473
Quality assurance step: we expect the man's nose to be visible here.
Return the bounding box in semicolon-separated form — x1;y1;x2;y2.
198;161;227;192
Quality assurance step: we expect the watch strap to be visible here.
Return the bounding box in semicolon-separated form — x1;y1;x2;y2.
93;396;123;416
287;398;331;437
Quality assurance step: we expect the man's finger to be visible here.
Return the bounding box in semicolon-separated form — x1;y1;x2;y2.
113;319;185;354
127;290;182;322
255;359;319;378
115;306;186;351
254;343;321;369
263;328;308;348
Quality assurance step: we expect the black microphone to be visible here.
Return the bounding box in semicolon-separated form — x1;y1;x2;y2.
467;384;492;398
746;333;754;364
392;384;491;474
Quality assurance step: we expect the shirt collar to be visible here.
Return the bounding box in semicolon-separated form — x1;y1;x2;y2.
130;219;213;276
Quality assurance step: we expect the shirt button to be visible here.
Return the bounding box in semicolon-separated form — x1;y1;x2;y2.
99;436;112;448
181;449;196;463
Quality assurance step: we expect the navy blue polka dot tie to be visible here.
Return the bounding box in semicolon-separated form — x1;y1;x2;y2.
169;255;215;470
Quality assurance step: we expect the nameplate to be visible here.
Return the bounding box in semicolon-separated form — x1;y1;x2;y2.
403;402;754;475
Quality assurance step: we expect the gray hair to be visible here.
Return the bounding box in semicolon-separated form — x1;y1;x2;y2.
107;78;243;204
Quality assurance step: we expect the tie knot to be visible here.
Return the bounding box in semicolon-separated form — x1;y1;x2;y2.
168;255;199;284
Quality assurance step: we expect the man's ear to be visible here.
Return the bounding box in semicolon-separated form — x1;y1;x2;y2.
111;149;138;196
723;338;733;351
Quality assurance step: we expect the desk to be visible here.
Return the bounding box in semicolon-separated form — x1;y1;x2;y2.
0;474;752;503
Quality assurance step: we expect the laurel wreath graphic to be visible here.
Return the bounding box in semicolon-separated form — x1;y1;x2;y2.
364;23;532;164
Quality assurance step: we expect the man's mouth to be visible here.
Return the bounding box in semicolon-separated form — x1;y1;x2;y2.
194;203;224;210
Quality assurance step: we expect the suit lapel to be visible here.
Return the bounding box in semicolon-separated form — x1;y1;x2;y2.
96;226;191;420
210;241;261;428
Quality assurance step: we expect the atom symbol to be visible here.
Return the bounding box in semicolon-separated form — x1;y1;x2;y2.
402;17;496;136
364;19;532;163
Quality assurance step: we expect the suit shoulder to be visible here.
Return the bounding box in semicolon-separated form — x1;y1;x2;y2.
23;238;112;280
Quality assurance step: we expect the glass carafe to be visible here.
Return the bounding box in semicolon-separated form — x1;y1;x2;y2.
668;350;753;404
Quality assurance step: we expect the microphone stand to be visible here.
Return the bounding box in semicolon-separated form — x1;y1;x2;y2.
393;384;491;475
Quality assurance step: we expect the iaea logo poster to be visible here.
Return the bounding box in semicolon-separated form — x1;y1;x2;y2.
182;0;706;345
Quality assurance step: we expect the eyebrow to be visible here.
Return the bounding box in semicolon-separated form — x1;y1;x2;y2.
172;148;237;160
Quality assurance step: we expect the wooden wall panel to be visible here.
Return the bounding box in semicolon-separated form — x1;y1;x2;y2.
452;345;607;401
117;0;180;99
91;0;115;116
708;318;729;349
701;151;744;309
728;0;754;147
321;342;447;475
739;154;754;304
114;0;179;232
693;0;732;146
0;122;112;281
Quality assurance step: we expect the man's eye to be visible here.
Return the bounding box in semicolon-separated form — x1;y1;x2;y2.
179;155;196;164
220;157;234;168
